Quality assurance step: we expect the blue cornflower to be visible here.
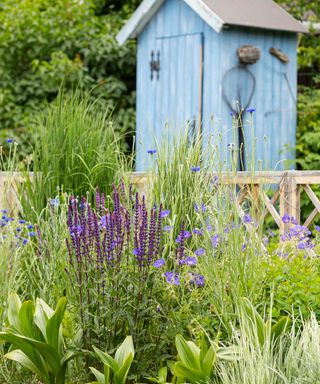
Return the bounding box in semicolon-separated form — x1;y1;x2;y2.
164;272;180;285
27;224;34;229
18;219;26;224
22;239;28;246
190;166;200;172
147;149;157;155
160;209;170;218
16;227;22;232
246;108;256;113
195;248;205;256
28;232;36;237
153;258;165;268
1;210;8;214
6;138;13;143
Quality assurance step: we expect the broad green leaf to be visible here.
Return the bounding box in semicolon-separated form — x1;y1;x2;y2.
0;332;47;375
34;303;49;341
7;292;22;331
37;298;54;318
46;297;67;355
104;363;110;384
89;367;105;384
174;362;205;383
92;345;119;372
199;334;208;363
114;353;133;384
5;349;49;383
114;336;134;367
18;301;35;338
158;366;168;383
241;298;265;347
271;317;291;341
175;335;200;370
201;346;216;378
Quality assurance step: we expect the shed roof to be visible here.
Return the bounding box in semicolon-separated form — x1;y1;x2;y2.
117;0;308;45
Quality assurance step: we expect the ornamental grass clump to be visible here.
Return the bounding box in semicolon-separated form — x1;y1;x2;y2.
20;90;122;221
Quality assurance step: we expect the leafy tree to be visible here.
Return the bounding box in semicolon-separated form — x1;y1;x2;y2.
0;0;137;156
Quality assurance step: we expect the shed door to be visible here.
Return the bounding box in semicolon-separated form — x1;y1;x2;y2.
153;33;204;143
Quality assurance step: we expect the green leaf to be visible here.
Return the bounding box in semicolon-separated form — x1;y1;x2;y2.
174;362;205;383
271;317;291;341
114;353;133;384
158;366;168;383
175;334;200;371
89;367;105;384
92;345;119;372
46;297;67;355
201;346;216;378
7;292;22;331
5;349;49;383
114;336;134;367
18;301;35;338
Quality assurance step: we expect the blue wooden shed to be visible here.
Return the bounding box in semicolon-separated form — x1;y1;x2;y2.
117;0;307;171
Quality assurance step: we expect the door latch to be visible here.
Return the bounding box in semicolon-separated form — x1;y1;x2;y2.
150;50;160;80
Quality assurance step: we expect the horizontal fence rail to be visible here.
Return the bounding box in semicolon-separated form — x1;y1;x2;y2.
130;171;320;232
1;171;320;233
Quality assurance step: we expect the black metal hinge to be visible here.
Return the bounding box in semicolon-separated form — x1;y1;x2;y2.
150;50;160;80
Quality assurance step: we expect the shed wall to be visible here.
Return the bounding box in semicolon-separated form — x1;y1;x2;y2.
136;0;298;171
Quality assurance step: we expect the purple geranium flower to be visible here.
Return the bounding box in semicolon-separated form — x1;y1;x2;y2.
176;230;192;243
315;225;320;232
164;272;180;285
153;258;165;268
160;209;170;218
195;203;206;213
211;234;219;248
243;214;252;224
195;248;205;256
190;273;205;286
180;256;197;266
282;213;291;224
193;228;203;236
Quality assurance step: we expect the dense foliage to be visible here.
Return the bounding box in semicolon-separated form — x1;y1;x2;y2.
0;0;138;155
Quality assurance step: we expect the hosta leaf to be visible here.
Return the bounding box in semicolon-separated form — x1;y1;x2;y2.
114;336;134;367
89;367;105;384
34;303;48;341
175;335;200;370
92;345;119;372
5;349;49;383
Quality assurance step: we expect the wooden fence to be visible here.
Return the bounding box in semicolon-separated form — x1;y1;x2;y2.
130;170;320;232
1;171;320;232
